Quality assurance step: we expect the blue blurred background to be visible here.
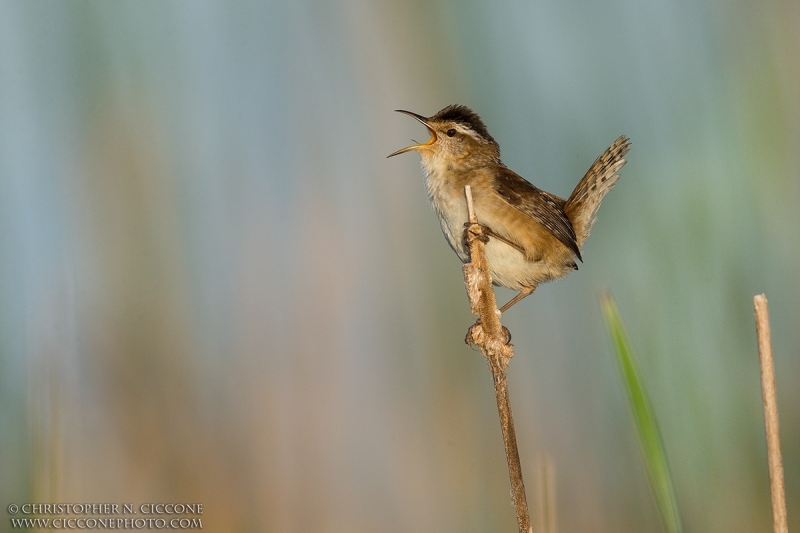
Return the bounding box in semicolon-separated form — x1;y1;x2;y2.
1;1;798;531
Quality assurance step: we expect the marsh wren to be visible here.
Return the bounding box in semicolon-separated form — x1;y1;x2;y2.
389;105;630;312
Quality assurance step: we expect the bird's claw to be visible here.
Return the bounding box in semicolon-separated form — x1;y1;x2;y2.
463;222;490;243
501;326;512;344
465;320;512;346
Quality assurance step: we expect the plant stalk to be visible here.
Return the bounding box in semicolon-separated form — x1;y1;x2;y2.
754;294;788;533
463;185;532;533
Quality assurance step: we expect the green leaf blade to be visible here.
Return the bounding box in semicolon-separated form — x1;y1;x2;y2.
602;293;684;533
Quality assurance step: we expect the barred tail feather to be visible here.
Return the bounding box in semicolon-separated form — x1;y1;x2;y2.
565;136;630;248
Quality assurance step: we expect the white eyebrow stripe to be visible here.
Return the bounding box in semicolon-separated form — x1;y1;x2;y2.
455;124;490;143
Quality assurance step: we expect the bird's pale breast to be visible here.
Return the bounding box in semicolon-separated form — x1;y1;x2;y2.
423;161;575;290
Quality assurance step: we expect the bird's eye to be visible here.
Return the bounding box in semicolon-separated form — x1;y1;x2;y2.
446;129;457;137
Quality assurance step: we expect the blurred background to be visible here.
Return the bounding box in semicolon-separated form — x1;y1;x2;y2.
1;0;798;531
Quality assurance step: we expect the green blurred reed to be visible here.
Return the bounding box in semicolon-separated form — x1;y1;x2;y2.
602;293;683;533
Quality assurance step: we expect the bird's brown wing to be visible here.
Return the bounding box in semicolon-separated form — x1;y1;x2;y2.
493;166;582;260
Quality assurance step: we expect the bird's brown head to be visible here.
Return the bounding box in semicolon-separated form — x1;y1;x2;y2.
388;105;499;164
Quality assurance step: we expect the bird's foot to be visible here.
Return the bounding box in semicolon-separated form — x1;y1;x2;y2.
462;222;490;244
463;222;526;253
465;319;512;346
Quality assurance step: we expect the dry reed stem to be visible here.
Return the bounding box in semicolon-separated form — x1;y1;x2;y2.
754;294;788;533
463;185;532;533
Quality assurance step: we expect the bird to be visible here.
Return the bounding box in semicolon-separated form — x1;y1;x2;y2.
388;104;630;312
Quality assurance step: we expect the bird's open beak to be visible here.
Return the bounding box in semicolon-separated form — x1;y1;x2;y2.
387;110;437;158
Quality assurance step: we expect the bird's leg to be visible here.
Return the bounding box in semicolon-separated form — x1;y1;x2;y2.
499;286;536;313
463;222;525;253
463;221;490;244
